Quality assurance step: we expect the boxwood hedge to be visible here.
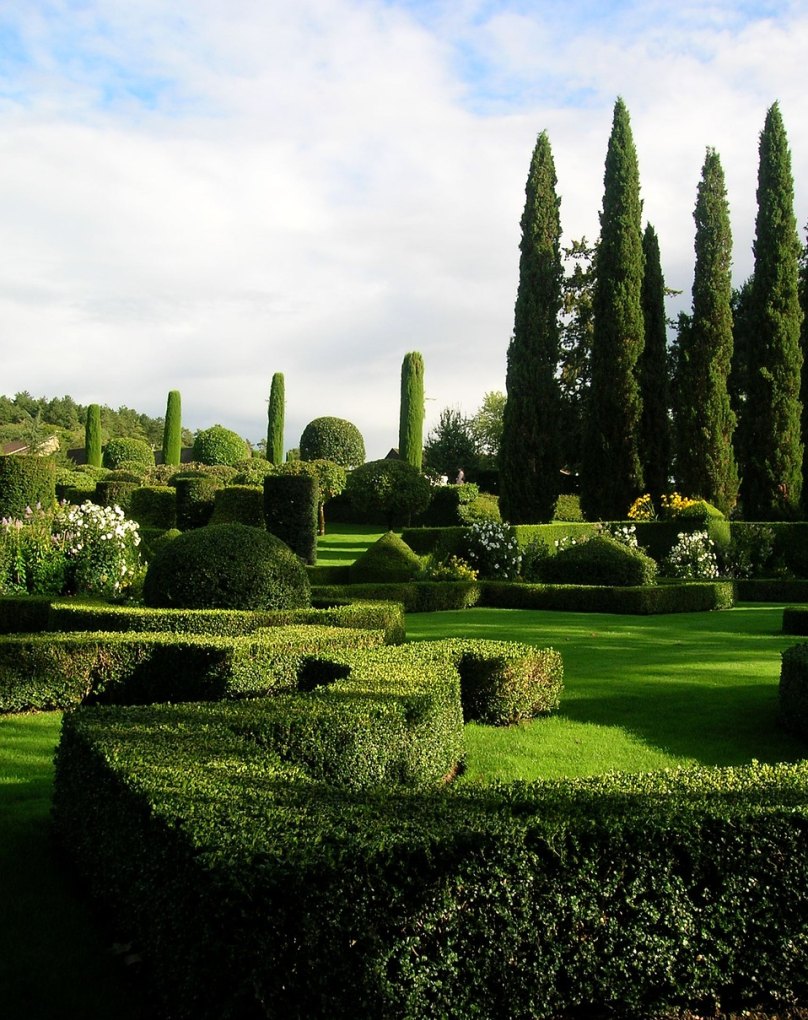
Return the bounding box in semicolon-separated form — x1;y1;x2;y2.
779;642;808;739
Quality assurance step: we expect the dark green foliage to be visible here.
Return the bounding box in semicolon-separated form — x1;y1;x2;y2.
231;458;275;486
93;479;139;514
170;463;238;485
779;642;808;738
0;456;55;517
558;237;595;475
349;532;422;584
263;473;318;564
162;390;182;467
801;226;808;508
741;103;804;519
638;223;670;503
174;474;221;530
266;373;285;466
344;459;432;528
500;130;563;523
423;406;479;479
143;523;311;611
210;485;264;527
300;416;365;468
538;534;658;587
782;607;808;635
581;98;645;520
84;403;102;468
0;595;53;633
192;425;249;467
129;486;177;529
102;437;154;471
676;150;739;514
138;527;180;562
398;352;424;470
314;581;481;613
553;494;583;521
277;458;346;535
480;580;734;614
416;483;479;526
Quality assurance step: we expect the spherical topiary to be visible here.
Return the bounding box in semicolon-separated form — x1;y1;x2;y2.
142;523;311;610
192;425;250;466
103;437;155;471
539;534;657;587
299;416;365;468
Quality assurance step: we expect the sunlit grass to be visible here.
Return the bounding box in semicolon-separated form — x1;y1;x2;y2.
315;524;388;564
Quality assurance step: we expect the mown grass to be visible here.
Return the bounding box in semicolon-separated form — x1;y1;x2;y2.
314;524;387;565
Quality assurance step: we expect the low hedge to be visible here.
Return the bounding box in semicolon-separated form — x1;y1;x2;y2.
306;564;351;585
779;642;808;739
0;626;387;712
313;581;481;613
0;595;54;633
735;579;808;602
94;479;139;514
783;607;808;635
52;721;808;1019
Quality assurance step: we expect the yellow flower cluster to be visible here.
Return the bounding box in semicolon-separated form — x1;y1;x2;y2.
660;492;699;518
627;494;655;521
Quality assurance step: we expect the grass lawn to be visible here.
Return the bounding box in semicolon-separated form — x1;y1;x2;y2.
314;524;387;565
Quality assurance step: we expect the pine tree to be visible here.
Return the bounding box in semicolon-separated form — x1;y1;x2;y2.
499;130;563;523
398;352;424;471
161;390;182;467
266;373;285;465
677;149;738;514
740;103;804;519
637;223;670;504
85;403;102;468
580;97;645;520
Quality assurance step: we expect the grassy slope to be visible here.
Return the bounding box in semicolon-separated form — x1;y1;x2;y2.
314;524;387;565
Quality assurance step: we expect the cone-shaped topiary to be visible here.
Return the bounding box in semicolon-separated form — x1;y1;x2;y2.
162;390;182;467
350;531;422;583
142;522;310;610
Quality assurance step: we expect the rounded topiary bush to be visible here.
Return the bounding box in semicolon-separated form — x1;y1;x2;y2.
300;416;365;468
103;437;155;471
192;425;250;467
142;523;311;610
540;535;657;587
350;532;422;583
0;456;56;518
344;459;432;527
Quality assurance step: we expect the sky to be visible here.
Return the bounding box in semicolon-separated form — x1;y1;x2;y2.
1;0;807;458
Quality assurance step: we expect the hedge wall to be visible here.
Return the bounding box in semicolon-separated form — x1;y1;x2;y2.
783;607;808;635
0;456;56;518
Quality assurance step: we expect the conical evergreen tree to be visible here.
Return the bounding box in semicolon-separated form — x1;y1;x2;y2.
85;403;102;468
266;373;285;465
677;149;738;514
398;352;424;471
580;98;645;520
638;223;669;504
161;390;182;466
499;130;563;523
740;103;804;519
799;226;808;510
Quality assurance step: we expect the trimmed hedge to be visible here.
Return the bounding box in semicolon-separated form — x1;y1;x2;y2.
52;721;808;1019
783;607;808;635
779;642;808;739
210;485;265;527
0;455;56;518
736;579;808;602
313;581;481;613
129;486;177;529
416;484;480;526
174;474;221;530
0;595;54;633
94;479;139;514
192;425;250;466
263;473;318;565
537;534;658;587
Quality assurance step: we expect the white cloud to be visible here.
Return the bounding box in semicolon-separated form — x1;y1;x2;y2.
0;0;806;457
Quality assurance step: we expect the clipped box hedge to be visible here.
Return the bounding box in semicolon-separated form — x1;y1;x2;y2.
52;716;808;1019
783;606;808;635
313;581;481;613
480;580;735;614
735;579;808;602
779;642;808;739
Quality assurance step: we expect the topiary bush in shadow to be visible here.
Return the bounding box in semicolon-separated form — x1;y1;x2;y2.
539;534;657;587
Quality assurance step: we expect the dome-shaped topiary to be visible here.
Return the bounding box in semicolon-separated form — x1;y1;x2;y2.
192;425;250;466
300;417;365;468
142;523;310;610
350;531;422;583
103;437;155;470
344;459;432;528
539;534;657;587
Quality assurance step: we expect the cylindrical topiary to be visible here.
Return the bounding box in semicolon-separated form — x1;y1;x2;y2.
142;522;311;610
94;479;139;515
129;486;177;529
399;352;425;470
162;390;182;467
299;416;365;468
85;404;102;469
103;437;155;471
211;485;265;528
264;473;318;564
192;425;250;466
266;373;285;466
174;474;222;530
0;456;56;518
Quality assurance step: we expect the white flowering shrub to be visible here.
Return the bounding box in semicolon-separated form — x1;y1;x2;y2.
55;501;142;597
462;520;521;580
603;523;639;549
661;530;719;580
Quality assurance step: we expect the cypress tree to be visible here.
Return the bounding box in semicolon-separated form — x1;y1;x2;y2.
267;373;285;465
740;103;804;519
677;149;739;514
799;226;808;510
85;403;102;468
161;390;182;467
499;130;563;523
580;97;645;520
398;352;424;471
638;223;670;504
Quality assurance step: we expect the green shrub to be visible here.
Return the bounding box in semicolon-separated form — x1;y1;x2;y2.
102;437;154;470
344;459;432;528
143;523;311;611
210;485;264;527
129;486;177;529
0;456;56;518
401;526;466;556
94;479;139;514
539;534;657;587
313;581;481;612
138;527;181;562
300;416;365;468
231;459;275;486
462;520;521;580
84;404;102;468
459;492;501;524
192;425;250;466
782;607;808;635
263;473;318;564
779;642;808;739
0;595;54;633
736;579;808;602
162;390;182;467
170;463;238;485
174;474;221;530
349;532;422;584
480;580;734;614
417;484;480;526
553;494;583;521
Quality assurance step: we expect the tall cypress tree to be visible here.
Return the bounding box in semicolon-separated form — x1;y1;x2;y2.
799;225;808;510
266;373;285;465
398;352;425;471
638;223;669;504
499;130;563;523
677;149;738;514
161;390;182;466
740;103;804;519
580;97;645;520
85;403;102;468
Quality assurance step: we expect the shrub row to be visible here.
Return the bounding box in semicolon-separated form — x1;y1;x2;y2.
52;724;808;1019
736;579;808;602
313;581;481;613
780;642;808;739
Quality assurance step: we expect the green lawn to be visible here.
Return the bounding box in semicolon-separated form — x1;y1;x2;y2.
314;524;387;565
